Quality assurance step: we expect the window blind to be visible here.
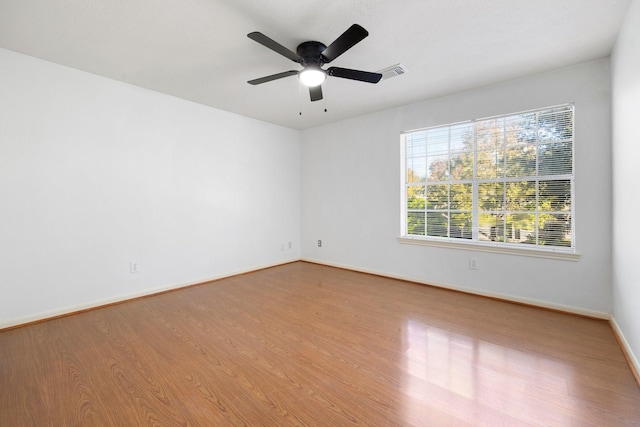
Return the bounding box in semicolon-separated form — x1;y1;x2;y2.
403;104;574;250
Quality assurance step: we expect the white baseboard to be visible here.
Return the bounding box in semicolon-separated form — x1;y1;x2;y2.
610;315;640;383
3;256;611;330
6;256;632;384
0;258;299;330
301;257;610;320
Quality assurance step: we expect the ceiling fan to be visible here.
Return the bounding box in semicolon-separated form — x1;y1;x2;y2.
247;24;382;102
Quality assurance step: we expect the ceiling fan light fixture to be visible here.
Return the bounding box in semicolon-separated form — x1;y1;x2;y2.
299;68;326;87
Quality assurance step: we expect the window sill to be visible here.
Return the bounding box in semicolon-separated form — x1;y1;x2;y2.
397;236;581;261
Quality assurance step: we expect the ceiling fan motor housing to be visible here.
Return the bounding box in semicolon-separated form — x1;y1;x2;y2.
296;41;327;67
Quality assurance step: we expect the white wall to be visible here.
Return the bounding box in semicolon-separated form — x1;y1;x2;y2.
612;0;640;372
301;59;612;316
0;48;300;327
0;43;620;329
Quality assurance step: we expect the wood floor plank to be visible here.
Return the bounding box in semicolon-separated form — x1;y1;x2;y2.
1;261;639;426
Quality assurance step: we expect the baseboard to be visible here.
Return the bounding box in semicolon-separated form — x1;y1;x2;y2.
0;258;299;331
610;316;640;387
301;257;610;320
6;256;632;386
2;256;611;328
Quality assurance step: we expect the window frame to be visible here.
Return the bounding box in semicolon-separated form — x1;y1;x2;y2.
399;104;579;261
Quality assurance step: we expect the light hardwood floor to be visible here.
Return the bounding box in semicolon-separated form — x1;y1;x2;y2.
1;261;639;426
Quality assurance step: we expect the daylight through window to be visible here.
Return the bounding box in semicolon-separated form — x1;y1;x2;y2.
401;104;574;251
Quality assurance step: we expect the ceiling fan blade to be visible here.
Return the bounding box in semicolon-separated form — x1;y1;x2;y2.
248;32;302;62
309;85;323;102
248;70;299;85
327;67;382;84
321;24;369;63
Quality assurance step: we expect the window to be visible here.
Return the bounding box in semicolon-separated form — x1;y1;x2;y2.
401;104;574;254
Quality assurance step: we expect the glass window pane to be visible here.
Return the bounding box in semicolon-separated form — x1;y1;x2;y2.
538;107;573;142
426;212;448;237
450;123;473;153
479;213;503;242
479;182;504;212
407;186;425;209
476;118;504;150
539;142;572;175
506;145;536;177
426;184;449;209
505;113;537;145
539;180;571;212
427;155;449;181
407;212;425;236
451;213;472;239
449;152;473;180
426;128;449;155
539;213;571;247
505;213;536;244
506;181;536;212
407;131;427;156
450;183;472;210
477;149;504;179
407;156;426;182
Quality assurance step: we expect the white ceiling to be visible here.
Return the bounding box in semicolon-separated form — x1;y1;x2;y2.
0;0;631;130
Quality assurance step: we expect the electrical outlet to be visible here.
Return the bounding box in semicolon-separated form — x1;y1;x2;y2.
469;258;478;270
288;241;292;249
318;240;322;247
281;244;284;251
130;261;139;274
